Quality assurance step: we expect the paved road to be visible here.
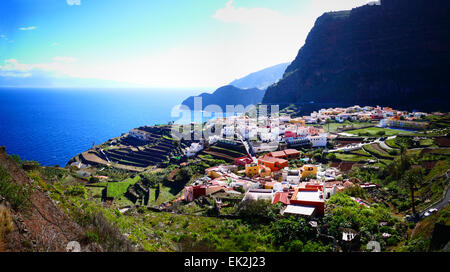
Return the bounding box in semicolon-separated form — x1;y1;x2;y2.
378;136;396;150
419;184;450;218
328;139;381;153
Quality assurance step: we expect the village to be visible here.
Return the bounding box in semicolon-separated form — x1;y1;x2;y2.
179;105;435;218
59;104;449;251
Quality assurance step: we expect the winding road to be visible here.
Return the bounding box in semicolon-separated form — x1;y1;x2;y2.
419;185;450;219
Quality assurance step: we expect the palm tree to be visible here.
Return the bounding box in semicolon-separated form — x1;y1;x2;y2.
400;167;423;216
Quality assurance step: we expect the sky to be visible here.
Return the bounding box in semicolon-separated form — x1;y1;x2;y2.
0;0;373;88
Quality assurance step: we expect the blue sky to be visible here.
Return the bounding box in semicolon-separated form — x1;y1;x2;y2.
0;0;372;88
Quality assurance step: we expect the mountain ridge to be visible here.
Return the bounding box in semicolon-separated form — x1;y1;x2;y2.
181;85;265;111
229;62;290;90
181;62;290;110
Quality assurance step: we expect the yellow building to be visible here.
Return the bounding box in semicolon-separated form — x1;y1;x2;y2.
245;163;260;178
289;118;306;126
301;165;317;179
259;166;272;178
387;119;429;130
207;170;222;179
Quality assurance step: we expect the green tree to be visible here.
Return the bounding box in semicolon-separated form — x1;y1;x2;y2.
399;167;423;215
271;217;310;246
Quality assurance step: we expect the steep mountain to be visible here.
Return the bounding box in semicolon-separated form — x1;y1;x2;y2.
181;85;265;111
229;62;290;90
263;0;450;112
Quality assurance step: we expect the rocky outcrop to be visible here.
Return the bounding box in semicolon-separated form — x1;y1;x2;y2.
263;0;450;112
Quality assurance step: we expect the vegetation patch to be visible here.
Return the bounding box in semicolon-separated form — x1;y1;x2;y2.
347;127;417;137
0;166;31;211
107;175;141;198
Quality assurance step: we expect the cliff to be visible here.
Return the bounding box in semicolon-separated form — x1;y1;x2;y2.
262;0;450;112
182;85;265;111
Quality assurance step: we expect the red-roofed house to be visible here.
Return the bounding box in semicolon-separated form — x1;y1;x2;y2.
234;155;254;166
272;192;290;205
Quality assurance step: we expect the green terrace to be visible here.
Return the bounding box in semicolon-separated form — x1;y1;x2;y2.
345;127;418;137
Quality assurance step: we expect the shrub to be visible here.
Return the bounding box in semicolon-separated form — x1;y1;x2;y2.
65;184;87;199
388;149;398;156
89;212;135;252
271;217;310;246
89;177;100;183
0;166;31;210
9;154;21;165
343;185;367;198
237;199;280;224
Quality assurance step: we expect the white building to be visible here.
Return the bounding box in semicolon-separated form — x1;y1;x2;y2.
186;142;204;158
378;119;388;128
282;168;301;185
208;135;222;145
222;126;235;138
307;133;328;147
129;129;152;141
279;115;291;123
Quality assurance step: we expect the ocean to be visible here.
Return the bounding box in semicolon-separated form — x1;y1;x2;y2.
0;88;204;166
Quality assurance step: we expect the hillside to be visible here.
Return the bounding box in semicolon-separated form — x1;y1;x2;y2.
263;0;450;112
181;85;265;111
229;62;290;90
0;146;84;252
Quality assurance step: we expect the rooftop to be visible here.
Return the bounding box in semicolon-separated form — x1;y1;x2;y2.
294;189;323;202
283;205;316;216
258;156;288;164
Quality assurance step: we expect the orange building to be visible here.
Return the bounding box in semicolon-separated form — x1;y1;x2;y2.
289;187;325;216
268;149;301;160
283;149;301;160
269;151;287;159
258;156;289;172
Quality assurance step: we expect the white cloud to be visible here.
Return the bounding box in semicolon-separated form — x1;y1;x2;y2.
66;0;81;6
0;58;79;78
19;26;37;31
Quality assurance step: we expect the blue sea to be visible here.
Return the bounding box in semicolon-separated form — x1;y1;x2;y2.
0;88;207;166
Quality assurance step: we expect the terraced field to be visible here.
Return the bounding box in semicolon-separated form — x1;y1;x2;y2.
346;127;418;137
199;141;249;162
363;143;395;160
68;125;189;171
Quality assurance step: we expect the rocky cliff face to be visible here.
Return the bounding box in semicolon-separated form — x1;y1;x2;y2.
263;0;450;112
